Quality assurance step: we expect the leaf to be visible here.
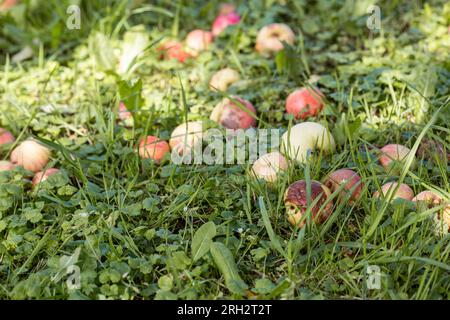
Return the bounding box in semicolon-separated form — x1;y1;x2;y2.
91;32;117;71
210;242;248;295
118;26;149;75
118;79;143;114
191;221;216;262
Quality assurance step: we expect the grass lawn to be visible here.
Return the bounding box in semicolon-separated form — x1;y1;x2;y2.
0;0;449;300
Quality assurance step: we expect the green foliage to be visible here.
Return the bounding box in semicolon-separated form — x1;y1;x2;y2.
0;0;449;300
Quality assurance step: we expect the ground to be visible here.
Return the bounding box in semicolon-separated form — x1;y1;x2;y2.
0;0;449;300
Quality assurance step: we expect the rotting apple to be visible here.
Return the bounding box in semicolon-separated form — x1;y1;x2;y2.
210;97;257;130
413;190;450;234
209;68;240;92
417;138;448;163
255;23;295;56
285;87;325;119
284;180;333;227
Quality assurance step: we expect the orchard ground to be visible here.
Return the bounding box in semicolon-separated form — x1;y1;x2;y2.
0;0;449;300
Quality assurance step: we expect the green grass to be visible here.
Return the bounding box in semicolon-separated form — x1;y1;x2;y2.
0;0;449;300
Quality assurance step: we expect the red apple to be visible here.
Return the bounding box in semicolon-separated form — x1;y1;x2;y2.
32;168;60;186
373;182;414;201
210;97;257;130
285;87;324;119
212;11;240;36
0;128;15;146
379;144;413;171
139;135;170;163
284;180;333;227
323;168;363;203
157;41;192;63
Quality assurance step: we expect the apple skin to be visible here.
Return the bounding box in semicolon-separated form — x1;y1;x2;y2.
157;41;192;63
0;160;15;171
323;168;363;203
284;180;333;227
210;97;257;130
10;140;51;173
139;136;171;163
32;168;60;186
0;128;15;146
373;182;414;201
251;152;288;183
379;144;413;171
255;23;295;56
185;30;213;54
285;87;324;119
212;11;240;36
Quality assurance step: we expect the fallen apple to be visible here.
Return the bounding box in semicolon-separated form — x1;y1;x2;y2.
170;121;204;156
373;182;414;201
285;87;325;119
256;23;295;56
413;190;450;235
157;40;192;63
379;144;414;171
281;122;335;163
323;168;363;203
210;97;257;130
212;11;240;36
251;151;288;183
10;139;51;172
185;30;213;55
284;180;333;227
139;135;171;163
209;68;240;92
0;128;15;146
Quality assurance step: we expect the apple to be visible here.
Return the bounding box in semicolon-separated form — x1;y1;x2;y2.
210;97;257;130
285;87;325;119
138;135;171;163
284;180;333;227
